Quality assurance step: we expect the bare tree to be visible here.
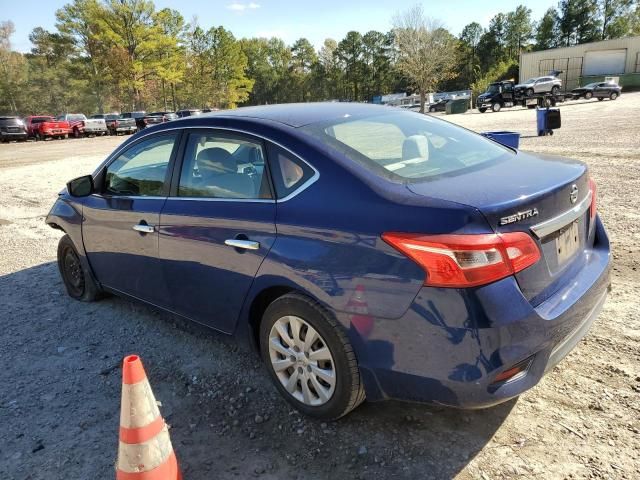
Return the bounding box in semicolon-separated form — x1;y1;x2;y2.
392;5;458;113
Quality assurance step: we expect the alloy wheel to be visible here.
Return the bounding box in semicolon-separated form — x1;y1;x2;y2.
268;315;336;406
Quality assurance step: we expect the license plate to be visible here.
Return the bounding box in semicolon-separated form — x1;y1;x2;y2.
556;221;579;265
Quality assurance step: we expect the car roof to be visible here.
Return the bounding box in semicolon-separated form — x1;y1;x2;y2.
201;102;395;128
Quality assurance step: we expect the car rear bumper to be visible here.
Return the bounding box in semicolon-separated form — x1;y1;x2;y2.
347;216;611;408
0;131;28;140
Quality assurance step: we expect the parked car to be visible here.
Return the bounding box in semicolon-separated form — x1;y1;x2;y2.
515;75;562;96
571;82;621;101
0;116;28;142
427;99;449;112
91;114;137;135
149;111;178;122
57;113;107;137
48;103;610;420
121;111;147;130
176;109;202;118
24;115;71;140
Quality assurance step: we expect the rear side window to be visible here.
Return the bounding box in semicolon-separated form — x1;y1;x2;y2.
178;132;271;199
267;145;315;198
105;134;177;196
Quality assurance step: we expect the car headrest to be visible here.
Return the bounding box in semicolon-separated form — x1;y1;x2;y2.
402;135;429;162
196;147;236;174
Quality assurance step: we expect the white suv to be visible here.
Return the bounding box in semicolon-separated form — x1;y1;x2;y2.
515;75;562;96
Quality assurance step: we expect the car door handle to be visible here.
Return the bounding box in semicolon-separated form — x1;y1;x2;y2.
224;239;260;250
132;224;155;234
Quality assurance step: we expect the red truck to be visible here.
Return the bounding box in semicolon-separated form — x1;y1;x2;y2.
24;116;71;140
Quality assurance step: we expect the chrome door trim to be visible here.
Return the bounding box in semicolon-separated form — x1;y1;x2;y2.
94;124;320;203
224;239;260;250
530;190;592;239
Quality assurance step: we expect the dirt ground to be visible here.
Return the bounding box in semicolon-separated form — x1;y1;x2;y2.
1;95;638;480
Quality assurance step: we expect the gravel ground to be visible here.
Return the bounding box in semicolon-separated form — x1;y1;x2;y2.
1;95;639;480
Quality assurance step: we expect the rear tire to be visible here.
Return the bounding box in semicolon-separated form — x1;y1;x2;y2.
551;85;560;95
491;102;502;112
610;92;618;100
57;235;101;302
260;293;365;420
429;106;436;113
73;128;81;139
598;97;604;101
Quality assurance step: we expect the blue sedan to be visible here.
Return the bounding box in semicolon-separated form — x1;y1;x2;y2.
46;103;611;419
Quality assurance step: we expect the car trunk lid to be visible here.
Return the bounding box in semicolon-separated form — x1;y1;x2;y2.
407;151;594;304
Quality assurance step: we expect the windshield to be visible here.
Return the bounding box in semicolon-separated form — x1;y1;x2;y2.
523;78;536;84
486;84;500;93
32;117;52;123
300;111;512;181
68;114;86;122
583;83;599;88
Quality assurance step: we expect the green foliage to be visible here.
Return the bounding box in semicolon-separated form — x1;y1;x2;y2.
1;0;639;116
471;59;519;97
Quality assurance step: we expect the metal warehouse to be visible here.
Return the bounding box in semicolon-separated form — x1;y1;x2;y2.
519;36;640;91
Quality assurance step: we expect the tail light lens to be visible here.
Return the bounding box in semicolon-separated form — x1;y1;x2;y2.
588;177;597;220
382;232;541;288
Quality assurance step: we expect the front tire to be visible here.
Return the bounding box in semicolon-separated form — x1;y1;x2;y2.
491;102;502;112
478;107;487;113
526;88;534;97
57;235;101;302
260;293;365;420
551;85;560;95
585;91;593;99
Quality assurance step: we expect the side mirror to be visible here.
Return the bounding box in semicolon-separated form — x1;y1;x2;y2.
67;175;94;197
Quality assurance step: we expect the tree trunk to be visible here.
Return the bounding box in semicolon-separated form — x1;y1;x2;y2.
419;90;425;114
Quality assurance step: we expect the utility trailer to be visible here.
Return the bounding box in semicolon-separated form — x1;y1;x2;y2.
475;80;574;113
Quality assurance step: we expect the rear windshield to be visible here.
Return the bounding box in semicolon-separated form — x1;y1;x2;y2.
300;111;512;181
32;117;52;123
67;114;86;122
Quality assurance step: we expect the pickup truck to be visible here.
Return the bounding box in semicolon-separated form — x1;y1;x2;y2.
120;111;147;130
56;113;108;137
24;116;71;140
90;114;137;135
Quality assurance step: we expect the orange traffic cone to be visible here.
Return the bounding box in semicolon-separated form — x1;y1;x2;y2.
116;355;181;480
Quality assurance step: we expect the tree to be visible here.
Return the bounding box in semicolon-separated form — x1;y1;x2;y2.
392;6;458;113
477;14;507;73
0;21;27;114
504;5;533;59
458;22;483;85
535;8;559;50
335;31;364;101
290;38;317;101
600;0;634;39
558;0;601;46
153;8;186;110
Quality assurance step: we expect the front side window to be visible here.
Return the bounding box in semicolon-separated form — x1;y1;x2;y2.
178;132;271;199
105;134;177;196
301;111;512;181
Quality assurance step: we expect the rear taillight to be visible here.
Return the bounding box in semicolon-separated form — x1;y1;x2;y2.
382;232;541;288
588;177;597;220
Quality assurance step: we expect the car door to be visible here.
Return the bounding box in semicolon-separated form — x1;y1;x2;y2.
159;129;277;333
535;77;549;93
82;132;180;306
594;83;607;98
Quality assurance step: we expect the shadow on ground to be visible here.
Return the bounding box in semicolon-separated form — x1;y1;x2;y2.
1;262;515;480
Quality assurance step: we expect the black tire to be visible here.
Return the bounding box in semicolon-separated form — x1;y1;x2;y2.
35;132;42;141
57;235;101;302
260;293;365;420
551;85;560;95
429;107;436;113
526;88;534;97
610;92;618;100
73;128;81;139
478;107;487;113
598;97;604;101
585;91;593;99
491;102;502;112
527;104;537;109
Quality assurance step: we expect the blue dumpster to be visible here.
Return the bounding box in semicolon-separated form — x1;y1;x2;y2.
480;131;520;149
536;107;561;136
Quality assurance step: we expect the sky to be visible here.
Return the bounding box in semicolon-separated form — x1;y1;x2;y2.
2;0;558;52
